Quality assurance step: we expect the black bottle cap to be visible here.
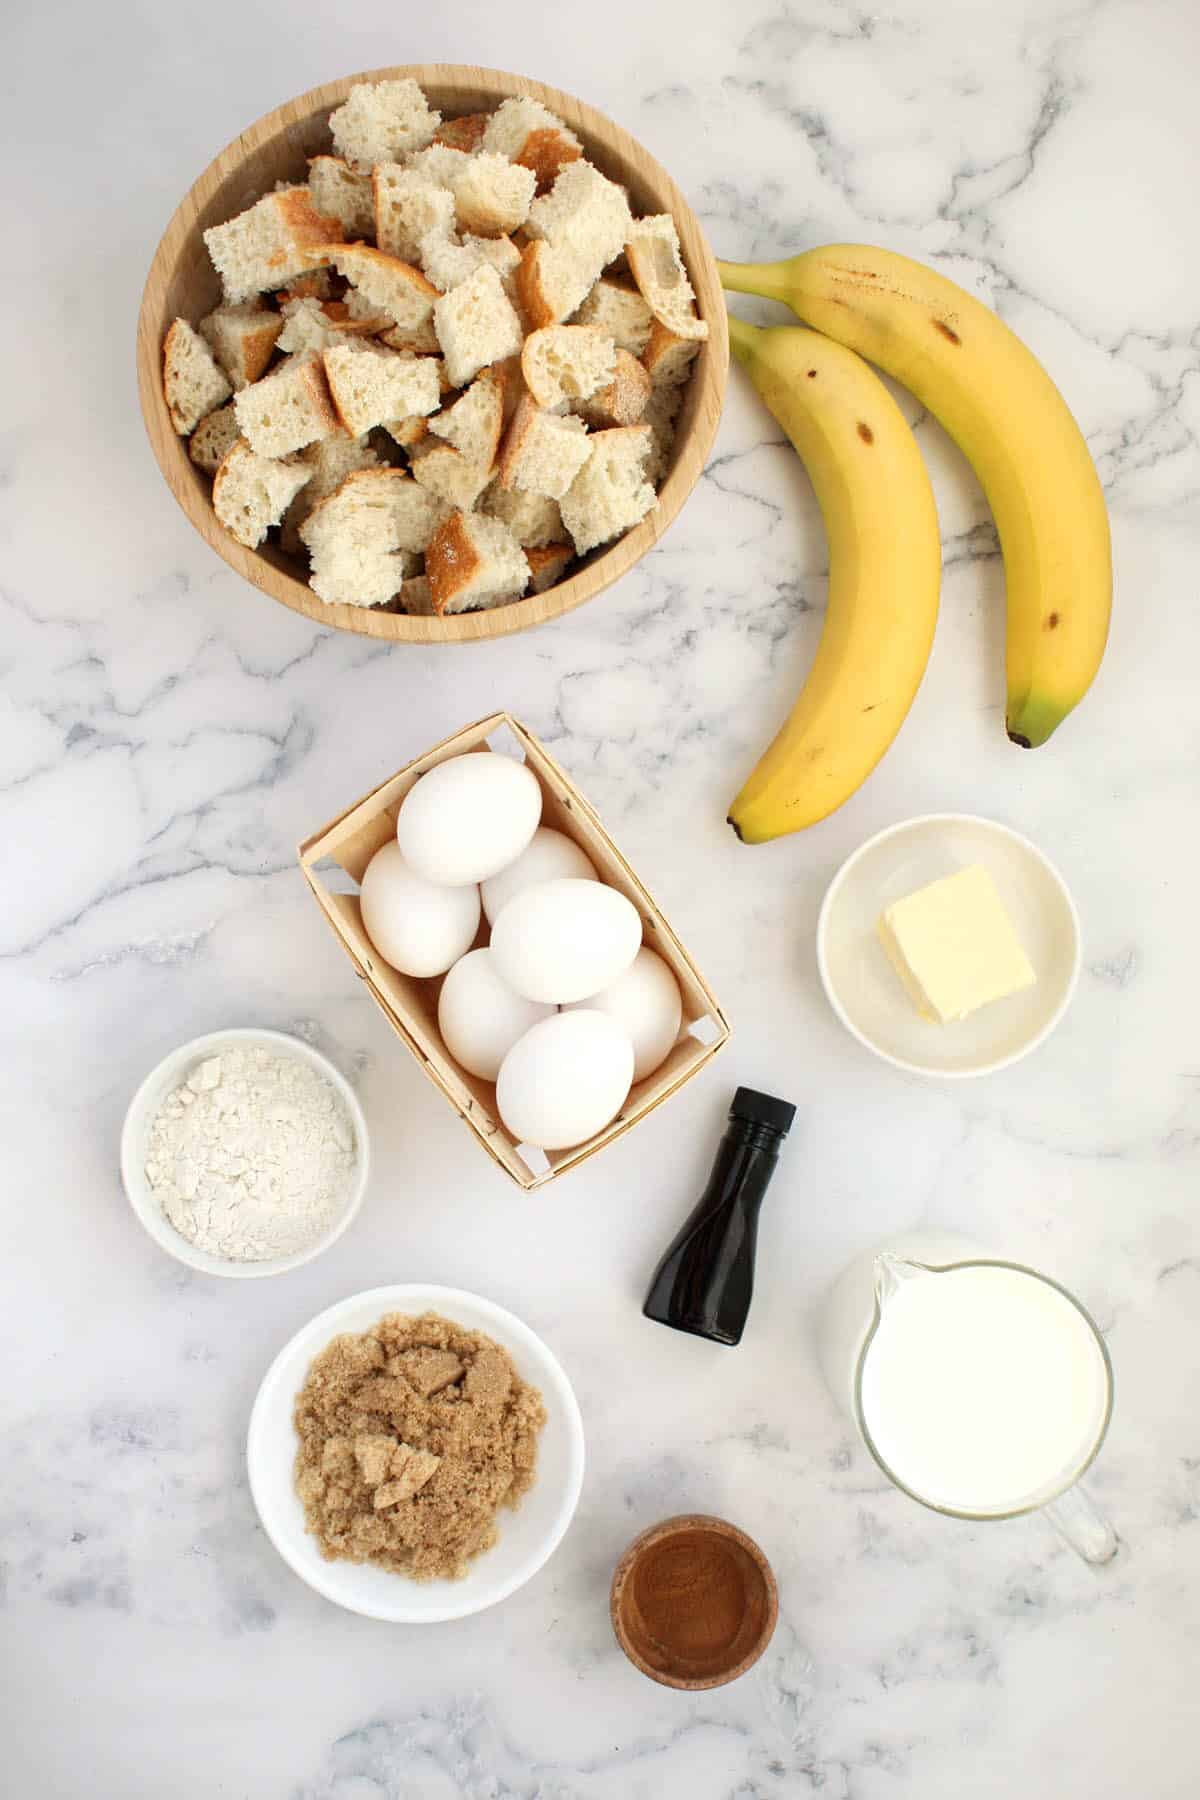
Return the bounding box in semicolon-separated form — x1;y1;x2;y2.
730;1087;796;1137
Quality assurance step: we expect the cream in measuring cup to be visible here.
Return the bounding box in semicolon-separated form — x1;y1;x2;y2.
817;1233;1117;1562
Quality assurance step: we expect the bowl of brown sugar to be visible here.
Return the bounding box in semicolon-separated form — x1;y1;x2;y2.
610;1514;778;1689
247;1284;585;1621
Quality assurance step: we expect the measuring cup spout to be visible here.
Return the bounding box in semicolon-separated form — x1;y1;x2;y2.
873;1254;928;1312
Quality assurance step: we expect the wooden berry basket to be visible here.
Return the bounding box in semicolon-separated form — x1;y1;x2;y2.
298;714;730;1188
137;64;728;644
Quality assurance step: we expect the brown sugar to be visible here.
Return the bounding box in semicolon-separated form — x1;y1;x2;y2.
293;1311;546;1581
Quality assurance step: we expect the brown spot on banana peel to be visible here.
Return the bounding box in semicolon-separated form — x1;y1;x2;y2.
824;270;924;306
857;422;874;444
1046;611;1061;630
932;319;962;345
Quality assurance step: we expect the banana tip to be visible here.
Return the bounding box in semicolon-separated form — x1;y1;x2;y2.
727;815;746;842
1007;730;1033;749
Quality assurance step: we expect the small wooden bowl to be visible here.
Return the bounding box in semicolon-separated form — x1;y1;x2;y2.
610;1514;778;1690
136;64;728;645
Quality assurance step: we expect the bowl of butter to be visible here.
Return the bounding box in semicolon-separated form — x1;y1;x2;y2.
816;814;1081;1078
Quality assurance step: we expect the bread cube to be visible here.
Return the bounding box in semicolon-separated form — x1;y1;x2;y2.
426;510;530;613
330;78;441;167
526;161;632;271
407;144;475;188
323;342;441;436
453;153;537;236
642;382;683;484
626;215;708;341
380;318;442;355
432;113;490;153
327;245;440;334
280;431;380;555
187;403;240;474
514;240;594;330
383;415;431;450
162;319;232;435
575;277;654;356
521;325;617;412
300;468;447;607
577;348;651;427
408;442;491;510
232;352;339;458
480;483;564;548
433;264;524;388
276;297;356;356
308;156;376;240
560;425;655;554
421;231;521;296
198;303;283;390
482;96;582;193
426;368;507;465
212;440;311;548
526;542;574;593
642;317;702;386
203;187;343;305
498;397;591;499
373;165;456;262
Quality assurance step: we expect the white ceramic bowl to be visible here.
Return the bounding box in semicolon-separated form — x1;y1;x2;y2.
247;1284;586;1622
816;814;1081;1078
120;1028;370;1277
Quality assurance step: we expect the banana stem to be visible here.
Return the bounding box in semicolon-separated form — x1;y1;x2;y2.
725;313;761;367
717;257;795;307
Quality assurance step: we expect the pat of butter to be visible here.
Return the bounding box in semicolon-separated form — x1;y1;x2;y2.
877;864;1036;1024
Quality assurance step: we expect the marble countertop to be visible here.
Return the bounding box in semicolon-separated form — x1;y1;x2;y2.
6;0;1199;1793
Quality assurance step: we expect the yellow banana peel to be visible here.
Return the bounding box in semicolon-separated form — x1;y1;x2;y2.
725;316;941;842
719;246;1112;747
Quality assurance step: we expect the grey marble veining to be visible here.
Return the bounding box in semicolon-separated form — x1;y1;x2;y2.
4;0;1200;1794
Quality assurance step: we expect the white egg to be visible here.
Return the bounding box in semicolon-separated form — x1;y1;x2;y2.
490;878;643;1004
496;1010;635;1150
437;949;555;1082
480;827;599;925
566;947;683;1082
359;841;480;977
396;753;542;886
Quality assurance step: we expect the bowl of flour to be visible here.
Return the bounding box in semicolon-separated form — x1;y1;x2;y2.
121;1029;370;1277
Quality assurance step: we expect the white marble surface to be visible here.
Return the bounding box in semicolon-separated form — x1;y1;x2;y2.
5;0;1200;1793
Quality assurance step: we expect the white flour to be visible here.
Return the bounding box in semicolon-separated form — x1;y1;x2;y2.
145;1045;358;1261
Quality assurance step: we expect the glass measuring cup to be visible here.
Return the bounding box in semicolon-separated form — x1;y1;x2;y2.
816;1232;1117;1563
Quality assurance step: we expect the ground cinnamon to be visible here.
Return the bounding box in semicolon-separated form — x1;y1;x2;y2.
626;1527;759;1676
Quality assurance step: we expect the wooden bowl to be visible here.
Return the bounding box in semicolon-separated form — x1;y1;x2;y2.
610;1514;778;1690
136;64;728;644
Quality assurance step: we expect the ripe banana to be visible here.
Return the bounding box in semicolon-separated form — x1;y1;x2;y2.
725;316;941;843
718;246;1112;747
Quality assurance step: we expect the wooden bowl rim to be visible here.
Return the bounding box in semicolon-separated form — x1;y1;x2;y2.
609;1512;779;1690
136;62;729;645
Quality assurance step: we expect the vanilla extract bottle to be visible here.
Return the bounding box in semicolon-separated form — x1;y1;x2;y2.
643;1087;796;1346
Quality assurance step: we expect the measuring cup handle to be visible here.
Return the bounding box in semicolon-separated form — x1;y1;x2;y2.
1043;1482;1120;1565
